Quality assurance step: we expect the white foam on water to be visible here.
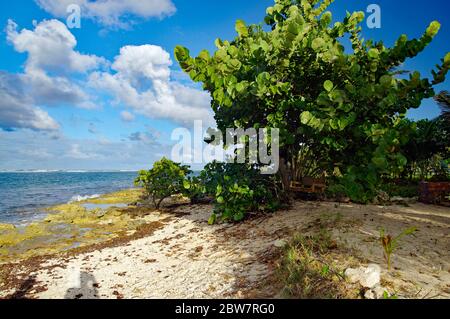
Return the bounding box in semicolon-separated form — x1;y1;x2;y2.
69;194;101;203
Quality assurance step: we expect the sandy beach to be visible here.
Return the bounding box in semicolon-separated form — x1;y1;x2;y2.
0;190;449;299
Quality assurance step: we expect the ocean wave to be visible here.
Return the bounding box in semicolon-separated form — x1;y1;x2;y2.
69;194;101;203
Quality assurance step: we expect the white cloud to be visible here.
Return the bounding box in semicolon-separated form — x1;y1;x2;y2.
0;72;59;131
6;19;104;109
35;0;176;28
2;20;214;132
7;19;105;74
89;45;215;126
120;111;135;122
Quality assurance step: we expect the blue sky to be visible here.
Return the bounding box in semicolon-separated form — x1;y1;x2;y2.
0;0;448;171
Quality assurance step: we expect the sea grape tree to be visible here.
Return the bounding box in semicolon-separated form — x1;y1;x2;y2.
135;158;191;209
175;0;450;200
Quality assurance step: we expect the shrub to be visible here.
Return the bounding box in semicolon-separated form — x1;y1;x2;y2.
134;158;191;209
380;182;418;198
182;175;209;204
198;161;283;223
326;168;378;204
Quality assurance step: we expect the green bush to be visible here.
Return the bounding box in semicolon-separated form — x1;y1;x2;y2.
198;161;283;223
134;158;191;209
380;182;418;198
182;175;209;204
326;166;378;204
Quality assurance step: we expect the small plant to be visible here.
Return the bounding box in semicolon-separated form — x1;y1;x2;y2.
134;158;191;209
383;291;398;299
379;227;417;270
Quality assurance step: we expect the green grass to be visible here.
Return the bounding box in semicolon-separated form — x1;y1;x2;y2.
276;229;358;299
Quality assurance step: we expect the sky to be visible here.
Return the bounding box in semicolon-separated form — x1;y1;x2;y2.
0;0;449;171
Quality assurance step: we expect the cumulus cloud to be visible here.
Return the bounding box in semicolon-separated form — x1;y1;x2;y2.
89;45;214;126
1;20;214;132
6;19;104;108
35;0;176;28
0;72;59;131
7;19;105;74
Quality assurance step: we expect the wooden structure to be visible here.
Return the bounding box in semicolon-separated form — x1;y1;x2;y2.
290;176;326;194
419;182;450;204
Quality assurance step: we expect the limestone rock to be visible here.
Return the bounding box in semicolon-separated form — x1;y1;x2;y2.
364;289;375;299
372;285;388;299
274;240;287;248
345;264;381;289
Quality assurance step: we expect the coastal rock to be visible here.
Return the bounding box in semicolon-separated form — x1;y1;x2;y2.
274;240;287;248
345;264;381;289
364;289;375;299
372;285;388;299
390;196;418;203
0;223;16;232
364;285;389;299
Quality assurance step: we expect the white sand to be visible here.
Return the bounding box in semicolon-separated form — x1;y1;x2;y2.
2;201;449;299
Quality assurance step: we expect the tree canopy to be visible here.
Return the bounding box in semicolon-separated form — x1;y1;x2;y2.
175;0;449;198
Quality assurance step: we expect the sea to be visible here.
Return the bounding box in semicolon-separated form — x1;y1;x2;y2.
0;171;138;225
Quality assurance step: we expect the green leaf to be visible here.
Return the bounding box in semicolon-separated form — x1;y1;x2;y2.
380;75;392;86
312;37;325;51
324;80;334;92
329;119;339;130
368;48;379;59
183;180;191;190
216;184;223;196
321;11;332;26
338;118;349;130
372;156;387;168
300;111;313;125
396;154;408;167
198;50;210;61
426;21;441;37
444;52;450;65
236;82;246;93
368;48;380;59
287;22;300;36
208;213;217;225
233;212;245;221
228;59;242;70
235;20;249;37
174;46;190;62
217;196;224;204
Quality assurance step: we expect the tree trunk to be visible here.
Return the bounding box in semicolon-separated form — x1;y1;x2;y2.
279;157;291;193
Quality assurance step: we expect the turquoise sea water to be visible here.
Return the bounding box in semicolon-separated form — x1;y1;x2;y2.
0;172;137;224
